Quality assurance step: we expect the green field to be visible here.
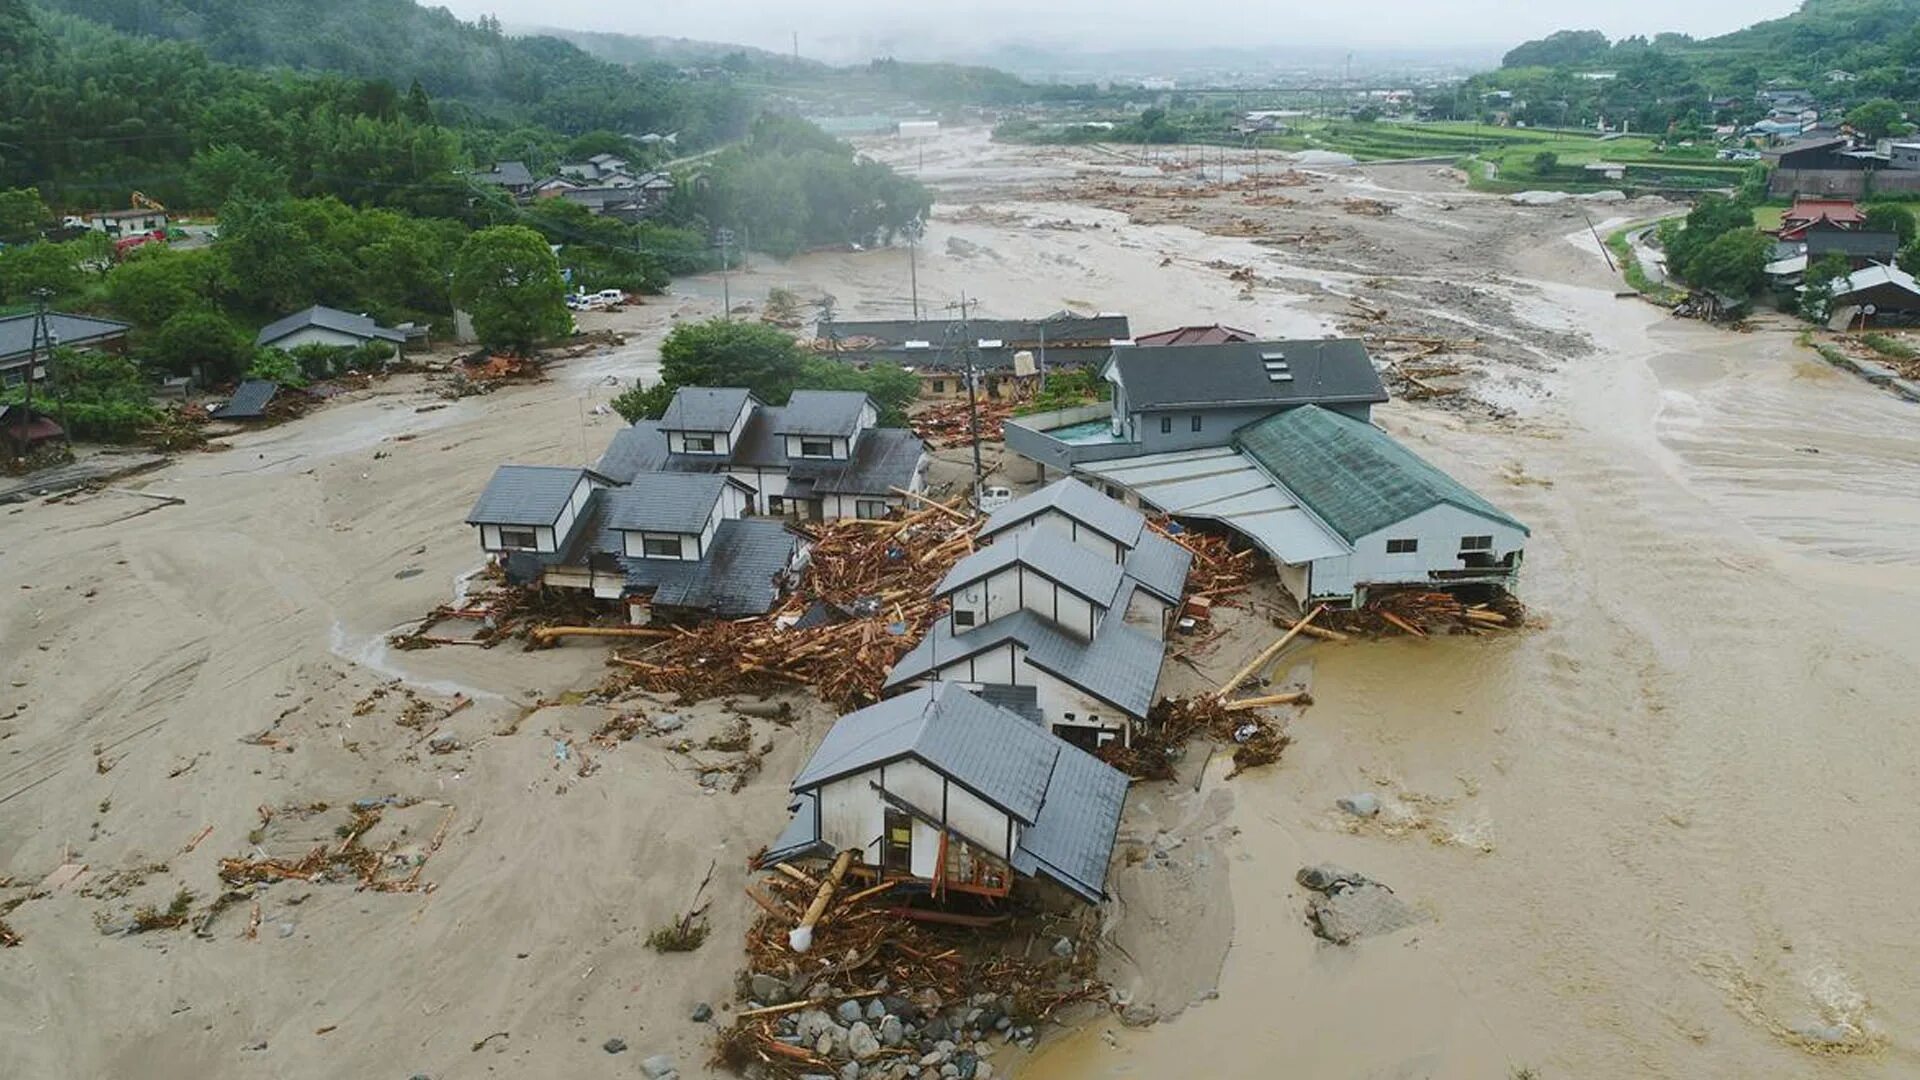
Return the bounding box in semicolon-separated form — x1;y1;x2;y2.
1284;121;1750;193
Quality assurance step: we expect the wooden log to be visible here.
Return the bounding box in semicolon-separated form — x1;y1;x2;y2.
790;849;854;953
531;626;677;644
774;863;821;891
1223;691;1312;711
890;487;971;523
1297;622;1351;643
1379;610;1427;637
1218;605;1326;695
743;883;796;919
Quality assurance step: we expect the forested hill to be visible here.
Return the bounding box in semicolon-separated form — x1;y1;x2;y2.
1474;0;1920;130
35;0;752;144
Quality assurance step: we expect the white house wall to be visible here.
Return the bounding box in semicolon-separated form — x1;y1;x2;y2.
948;566;1022;631
1350;504;1526;589
1023;510;1127;563
928;642;1027;686
623;531;698;560
1121;588;1171;640
1018;572;1098;640
785;434;850;460
1030;669;1135;740
265;327;368;351
811;760;1016;878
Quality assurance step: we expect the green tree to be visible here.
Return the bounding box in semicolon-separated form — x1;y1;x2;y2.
0;239;88;303
1845;98;1907;140
215;199;321;315
146;308;254;380
1863;203;1917;245
0;186;51;244
403;78;433;124
106;247;223;327
245;347;306;387
450;225;570;355
1683;228;1771;297
1799;253;1852;321
1530;151;1560;175
4;347;160;442
1666;194;1755;277
1900;239;1920;277
658;318;804;401
794;357;918;426
186;145;289;207
610;380;674;422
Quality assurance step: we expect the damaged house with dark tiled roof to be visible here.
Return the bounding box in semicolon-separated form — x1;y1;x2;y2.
596;386;929;521
760;682;1130;906
465;464;808;625
882;477;1190;752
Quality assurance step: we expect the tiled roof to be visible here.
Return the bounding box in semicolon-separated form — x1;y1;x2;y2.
0;312;130;364
981;477;1147;548
211;379;279;420
255;305;405;348
1121;530;1193;603
466;465;592;526
600;472;732;534
937;528;1126;607
885;608;1164;721
658;387;754;432
1110;338;1385;411
1234;405;1528;543
778;390;869;437
790;684;1061;824
621;518;799;616
1010;743;1129;902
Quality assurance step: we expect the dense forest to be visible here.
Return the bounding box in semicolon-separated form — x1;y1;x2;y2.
0;0;932;440
1472;0;1920;131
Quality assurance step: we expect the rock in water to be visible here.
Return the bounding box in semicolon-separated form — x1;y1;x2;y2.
639;1054;678;1079
689;1003;713;1023
1308;882;1420;944
1336;793;1380;818
602;1038;627;1054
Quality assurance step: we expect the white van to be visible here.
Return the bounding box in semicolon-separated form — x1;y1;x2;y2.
974;485;1013;512
595;289;625;305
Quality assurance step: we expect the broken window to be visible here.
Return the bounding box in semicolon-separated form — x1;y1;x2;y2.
1460;535;1494;552
498;528;537;550
1386;538;1418;554
883;809;913;874
642;536;681;558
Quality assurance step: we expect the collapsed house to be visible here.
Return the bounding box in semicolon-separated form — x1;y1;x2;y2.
466;464;807;624
761;681;1130;905
882;478;1190;750
597;387;930;520
815;313;1132;400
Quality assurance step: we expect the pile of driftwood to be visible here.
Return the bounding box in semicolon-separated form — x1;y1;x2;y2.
1148;521;1255;610
908;398;1016;449
216;804;452;894
719;854;1103;1077
1103;695;1295;781
602;498;980;708
1368;336;1481;401
1324;589;1524;637
390;570;602;651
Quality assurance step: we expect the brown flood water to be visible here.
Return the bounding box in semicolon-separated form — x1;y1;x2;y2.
1012;236;1920;1074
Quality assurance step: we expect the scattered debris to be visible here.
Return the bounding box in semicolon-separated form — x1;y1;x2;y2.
1324;589;1526;637
649;860;716;953
1296;864;1420;944
1102;695;1293;781
908;399;1016;448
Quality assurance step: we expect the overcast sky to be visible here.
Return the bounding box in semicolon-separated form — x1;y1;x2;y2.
435;0;1803;62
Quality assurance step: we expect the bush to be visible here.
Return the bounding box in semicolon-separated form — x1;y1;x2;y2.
646;917;710;952
146;309;254;380
347;339;396;370
287;343;354;380
2;347;162;443
610;380;674;422
245;348;307;387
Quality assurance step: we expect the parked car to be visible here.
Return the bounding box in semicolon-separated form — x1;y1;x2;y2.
594;288;625;305
973;485;1013;512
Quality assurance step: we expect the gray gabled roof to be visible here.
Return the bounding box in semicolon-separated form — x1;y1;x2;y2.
826;314;1131;346
1109;339;1385;411
980;477;1147;548
778;390;870;437
658;387;755;433
790;683;1061;824
803;426;927;496
472;160;534;186
467;465;597;526
1121;530;1193;604
595;421;673;483
1234;405;1528;542
595;411;925;498
600;472;736;534
211;379;279;420
0;312;131;364
1011;743;1129;903
937;528;1125;608
885;608;1164;721
255;305;405;348
623;518;799;616
1806;230;1900;258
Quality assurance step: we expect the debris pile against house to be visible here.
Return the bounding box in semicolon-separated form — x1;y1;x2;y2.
718;858;1104;1078
907;398;1016;448
598;497;980;708
814;312;1131;402
1100;694;1294;781
1323;588;1525;638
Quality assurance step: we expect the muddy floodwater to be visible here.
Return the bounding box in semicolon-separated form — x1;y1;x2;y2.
3;129;1918;1080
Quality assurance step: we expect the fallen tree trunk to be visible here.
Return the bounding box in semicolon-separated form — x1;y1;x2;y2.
1224;691;1312;712
789;849;854;953
1219;605;1327;695
530;625;677;645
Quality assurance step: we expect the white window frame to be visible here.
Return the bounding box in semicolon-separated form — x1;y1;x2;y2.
682;432;716;453
856;498;889;520
641;535;681;558
799;437;834;458
1459;535;1494;552
498;527;538;550
1385;538;1419;555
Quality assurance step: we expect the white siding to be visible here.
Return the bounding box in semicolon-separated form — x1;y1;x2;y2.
810;759;1016;875
623;531;698;560
930;642;1027;686
948;566;1021;632
666;428;730;455
1348;505;1526;591
1121;588;1172;640
1017;571;1099;639
786;434;849;461
1024;510;1126;563
1031;670;1134;741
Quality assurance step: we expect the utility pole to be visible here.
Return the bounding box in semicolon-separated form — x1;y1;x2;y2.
905;219;923;322
714;227;734;319
945;293;986;510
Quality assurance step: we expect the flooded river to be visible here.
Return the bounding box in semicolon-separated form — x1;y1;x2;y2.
832;131;1920;1078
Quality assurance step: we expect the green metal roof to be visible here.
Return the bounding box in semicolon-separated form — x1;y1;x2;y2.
1234;406;1528;543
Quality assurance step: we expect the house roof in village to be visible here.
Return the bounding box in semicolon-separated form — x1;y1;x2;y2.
1833;263;1920;304
778;390;871;437
937;527;1126;608
790;683;1062;824
980;476;1147;548
1134;324;1255;347
801;427;926;496
600;472;739;534
1008;741;1130;903
472;160;534;187
466;465;600;526
884;608;1165;721
826;314;1132;347
658;387;755;432
1109;338;1386;411
211;379;280;420
0;312;131;364
1784;196;1866;224
256;305;405;348
595;413;925;498
1119;530;1193;604
1235;405;1528;543
1806;230;1900;258
620;518;798;616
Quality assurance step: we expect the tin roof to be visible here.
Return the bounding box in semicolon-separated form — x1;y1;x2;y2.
658;387;755;433
601;472;737;534
1109;339;1385;411
466;465;596;526
980;477;1147;548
